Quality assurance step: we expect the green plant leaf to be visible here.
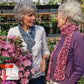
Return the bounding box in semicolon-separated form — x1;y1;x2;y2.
0;56;11;63
0;59;3;64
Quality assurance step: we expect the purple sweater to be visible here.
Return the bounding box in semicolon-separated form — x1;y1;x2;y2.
50;30;84;84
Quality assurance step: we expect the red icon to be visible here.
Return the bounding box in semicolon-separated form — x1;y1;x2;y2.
1;64;13;68
0;64;15;81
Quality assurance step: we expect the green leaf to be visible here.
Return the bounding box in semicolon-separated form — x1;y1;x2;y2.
0;56;11;63
0;60;3;64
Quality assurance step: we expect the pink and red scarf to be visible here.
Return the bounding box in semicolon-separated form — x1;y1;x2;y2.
46;24;78;81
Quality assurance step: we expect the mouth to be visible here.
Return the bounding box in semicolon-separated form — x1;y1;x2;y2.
31;21;35;24
30;22;34;26
30;22;34;24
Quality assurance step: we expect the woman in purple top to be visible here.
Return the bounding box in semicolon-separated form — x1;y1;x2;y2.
46;1;84;84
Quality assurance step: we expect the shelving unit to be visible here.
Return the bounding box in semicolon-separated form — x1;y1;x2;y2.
0;13;14;15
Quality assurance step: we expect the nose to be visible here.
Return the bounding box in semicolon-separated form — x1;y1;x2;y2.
32;15;35;20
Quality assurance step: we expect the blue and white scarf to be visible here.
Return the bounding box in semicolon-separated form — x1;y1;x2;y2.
18;24;35;52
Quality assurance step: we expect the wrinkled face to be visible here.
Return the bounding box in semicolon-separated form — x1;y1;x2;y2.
22;11;36;27
56;11;66;28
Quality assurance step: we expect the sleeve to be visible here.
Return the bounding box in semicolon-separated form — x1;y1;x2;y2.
41;27;50;56
67;34;84;84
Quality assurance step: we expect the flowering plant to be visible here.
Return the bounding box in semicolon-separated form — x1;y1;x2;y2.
0;35;35;84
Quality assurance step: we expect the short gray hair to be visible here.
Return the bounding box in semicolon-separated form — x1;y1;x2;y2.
13;1;37;23
58;1;82;25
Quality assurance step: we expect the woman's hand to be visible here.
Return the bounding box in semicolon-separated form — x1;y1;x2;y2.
39;54;49;73
40;59;46;73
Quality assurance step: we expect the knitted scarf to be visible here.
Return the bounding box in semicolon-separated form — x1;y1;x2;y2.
18;24;35;52
46;24;78;81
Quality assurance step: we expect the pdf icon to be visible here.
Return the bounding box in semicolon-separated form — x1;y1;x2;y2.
1;63;18;80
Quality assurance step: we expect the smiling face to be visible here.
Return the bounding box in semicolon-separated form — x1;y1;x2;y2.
22;11;36;28
56;11;67;28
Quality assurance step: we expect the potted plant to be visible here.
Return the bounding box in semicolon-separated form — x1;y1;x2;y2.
2;2;8;6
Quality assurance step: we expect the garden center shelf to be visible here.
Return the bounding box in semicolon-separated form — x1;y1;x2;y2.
0;13;14;15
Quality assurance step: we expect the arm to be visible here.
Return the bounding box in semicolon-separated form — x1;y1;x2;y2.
40;27;50;73
67;34;84;84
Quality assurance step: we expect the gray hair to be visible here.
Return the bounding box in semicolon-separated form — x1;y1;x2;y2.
58;1;82;25
13;1;37;23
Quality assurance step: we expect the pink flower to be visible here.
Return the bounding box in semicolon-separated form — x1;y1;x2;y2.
8;35;17;39
2;51;9;57
31;69;35;74
19;67;24;71
1;80;12;84
19;72;23;77
6;44;14;53
22;60;31;67
24;71;30;77
0;70;1;74
19;55;24;63
10;53;15;57
20;77;29;84
8;36;13;39
11;81;17;84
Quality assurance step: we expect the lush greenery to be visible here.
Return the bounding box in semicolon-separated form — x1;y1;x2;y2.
0;2;16;6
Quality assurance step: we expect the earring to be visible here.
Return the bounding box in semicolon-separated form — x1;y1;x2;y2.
20;21;23;24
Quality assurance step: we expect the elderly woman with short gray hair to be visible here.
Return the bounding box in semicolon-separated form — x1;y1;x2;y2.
46;1;84;84
7;1;50;84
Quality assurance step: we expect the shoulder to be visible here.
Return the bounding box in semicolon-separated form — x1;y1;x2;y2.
72;30;83;41
8;26;19;32
34;25;45;32
71;30;84;46
7;26;19;36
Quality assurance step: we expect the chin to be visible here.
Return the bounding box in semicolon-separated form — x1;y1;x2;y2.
30;25;34;28
29;24;34;27
57;24;60;28
31;23;34;26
